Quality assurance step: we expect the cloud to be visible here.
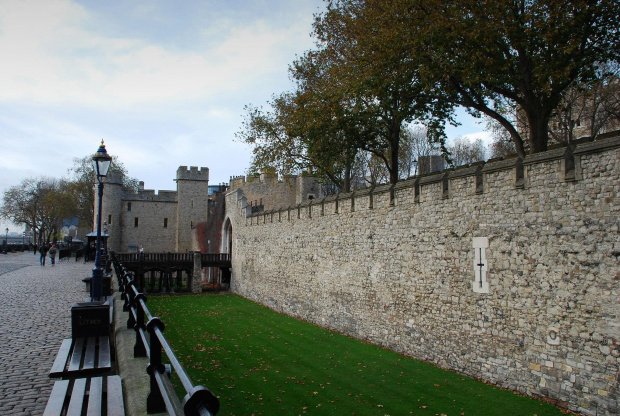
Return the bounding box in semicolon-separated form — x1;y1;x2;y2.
462;131;494;146
0;0;321;199
0;0;315;108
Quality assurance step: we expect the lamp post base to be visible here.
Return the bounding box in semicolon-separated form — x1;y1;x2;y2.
91;267;104;300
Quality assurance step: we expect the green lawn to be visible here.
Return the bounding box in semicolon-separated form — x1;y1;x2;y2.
147;293;570;416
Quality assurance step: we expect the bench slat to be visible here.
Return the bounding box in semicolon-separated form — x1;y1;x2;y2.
107;375;125;416
66;378;87;416
68;338;85;372
42;379;69;416
83;337;97;370
86;377;102;416
99;336;111;368
49;339;72;377
50;335;112;378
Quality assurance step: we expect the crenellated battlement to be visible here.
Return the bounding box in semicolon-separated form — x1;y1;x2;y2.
228;170;320;211
242;133;619;221
121;188;177;202
176;166;209;181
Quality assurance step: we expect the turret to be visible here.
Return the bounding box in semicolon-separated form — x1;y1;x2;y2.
175;166;209;252
98;170;124;252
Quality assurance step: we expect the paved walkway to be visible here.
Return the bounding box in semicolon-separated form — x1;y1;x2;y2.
0;251;92;416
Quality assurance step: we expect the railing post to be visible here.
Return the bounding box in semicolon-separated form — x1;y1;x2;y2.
146;317;166;413
126;280;136;330
192;251;202;294
133;292;147;357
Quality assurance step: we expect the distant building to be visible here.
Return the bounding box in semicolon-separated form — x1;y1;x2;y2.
98;166;227;253
418;155;445;175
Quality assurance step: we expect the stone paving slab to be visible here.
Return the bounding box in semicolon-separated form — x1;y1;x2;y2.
0;252;93;416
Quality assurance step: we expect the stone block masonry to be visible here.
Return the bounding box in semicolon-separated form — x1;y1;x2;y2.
226;134;620;416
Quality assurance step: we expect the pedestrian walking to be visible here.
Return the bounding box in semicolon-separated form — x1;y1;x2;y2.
39;244;48;266
48;244;57;266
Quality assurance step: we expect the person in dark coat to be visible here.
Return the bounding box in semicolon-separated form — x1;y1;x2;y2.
39;244;48;266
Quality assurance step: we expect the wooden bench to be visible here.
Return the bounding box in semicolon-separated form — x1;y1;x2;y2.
43;375;125;416
49;336;112;379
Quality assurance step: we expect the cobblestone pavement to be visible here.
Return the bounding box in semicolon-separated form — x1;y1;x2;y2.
0;251;93;415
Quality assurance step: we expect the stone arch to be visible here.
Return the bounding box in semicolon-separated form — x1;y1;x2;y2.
222;217;233;254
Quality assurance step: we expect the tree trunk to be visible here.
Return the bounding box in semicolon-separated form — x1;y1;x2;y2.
343;163;352;193
389;124;401;185
527;110;550;154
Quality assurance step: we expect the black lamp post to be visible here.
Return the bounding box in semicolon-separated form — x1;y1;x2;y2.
5;228;8;246
91;140;112;299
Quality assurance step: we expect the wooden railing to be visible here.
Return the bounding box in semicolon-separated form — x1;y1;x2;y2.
200;253;231;266
112;251;231;293
111;253;220;415
115;252;231;268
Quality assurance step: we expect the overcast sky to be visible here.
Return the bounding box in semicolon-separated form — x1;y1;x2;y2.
0;0;488;233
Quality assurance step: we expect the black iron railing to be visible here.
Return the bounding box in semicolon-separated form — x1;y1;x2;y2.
111;253;220;415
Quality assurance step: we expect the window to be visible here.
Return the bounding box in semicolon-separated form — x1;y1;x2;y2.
164;218;168;228
127;202;132;212
134;217;139;227
108;215;112;225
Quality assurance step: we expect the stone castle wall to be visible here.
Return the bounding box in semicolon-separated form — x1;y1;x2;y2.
226;135;620;415
229;172;321;211
118;198;178;252
100;166;211;253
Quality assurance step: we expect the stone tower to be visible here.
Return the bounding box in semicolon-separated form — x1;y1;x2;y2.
296;175;321;204
175;166;209;252
98;170;124;252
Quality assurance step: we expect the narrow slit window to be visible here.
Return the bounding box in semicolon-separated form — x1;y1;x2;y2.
472;237;489;293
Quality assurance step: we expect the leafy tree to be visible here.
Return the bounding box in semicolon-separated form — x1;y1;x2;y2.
346;0;620;157
313;1;453;185
487;64;620;156
237;48;379;193
238;0;454;190
237;91;366;194
1;177;67;244
2;153;137;243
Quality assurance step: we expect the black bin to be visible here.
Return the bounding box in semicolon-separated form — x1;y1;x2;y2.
71;301;110;338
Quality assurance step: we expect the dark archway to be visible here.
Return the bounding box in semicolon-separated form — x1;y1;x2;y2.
222;217;233;254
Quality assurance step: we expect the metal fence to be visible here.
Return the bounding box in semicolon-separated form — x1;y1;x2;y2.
112;253;220;415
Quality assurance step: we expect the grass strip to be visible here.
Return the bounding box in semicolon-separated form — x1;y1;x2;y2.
148;293;571;416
